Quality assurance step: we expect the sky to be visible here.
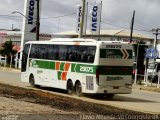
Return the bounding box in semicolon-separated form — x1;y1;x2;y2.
0;0;160;38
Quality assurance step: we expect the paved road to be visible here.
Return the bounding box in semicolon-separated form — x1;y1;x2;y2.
0;70;28;87
0;70;160;114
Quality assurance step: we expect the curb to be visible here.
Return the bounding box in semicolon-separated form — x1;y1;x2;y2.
135;85;160;93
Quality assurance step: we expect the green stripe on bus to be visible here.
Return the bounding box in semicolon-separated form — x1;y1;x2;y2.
29;59;132;75
71;64;97;74
38;60;47;68
71;63;76;72
47;61;55;69
29;59;55;70
60;62;65;71
58;71;62;80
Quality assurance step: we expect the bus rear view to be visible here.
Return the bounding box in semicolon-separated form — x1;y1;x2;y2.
96;42;133;95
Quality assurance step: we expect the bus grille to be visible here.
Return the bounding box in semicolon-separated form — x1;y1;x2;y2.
86;76;94;90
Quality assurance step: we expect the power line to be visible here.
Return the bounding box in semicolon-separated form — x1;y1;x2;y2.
101;21;129;29
0;13;153;33
41;12;76;19
87;14;150;32
0;12;76;20
101;20;152;33
0;15;22;18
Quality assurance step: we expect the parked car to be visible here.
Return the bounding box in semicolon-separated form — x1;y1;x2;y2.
146;62;160;83
0;56;6;66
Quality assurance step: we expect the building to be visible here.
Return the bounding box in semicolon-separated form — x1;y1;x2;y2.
53;30;153;45
0;29;154;50
0;30;54;51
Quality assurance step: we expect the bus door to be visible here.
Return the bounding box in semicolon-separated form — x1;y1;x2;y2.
21;44;30;82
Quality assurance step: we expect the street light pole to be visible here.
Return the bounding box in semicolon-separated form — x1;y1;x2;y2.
12;11;27;18
12;8;40;41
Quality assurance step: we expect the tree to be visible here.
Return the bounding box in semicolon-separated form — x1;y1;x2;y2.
0;39;17;64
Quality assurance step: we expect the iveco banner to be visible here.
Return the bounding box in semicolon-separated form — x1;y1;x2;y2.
19;0;41;68
21;0;41;48
76;3;88;35
90;3;102;35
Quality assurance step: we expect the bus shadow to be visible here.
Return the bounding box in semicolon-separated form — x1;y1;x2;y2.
83;94;160;103
35;86;67;94
28;86;159;103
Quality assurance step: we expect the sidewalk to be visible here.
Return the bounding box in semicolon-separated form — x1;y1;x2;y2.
133;84;160;93
0;66;20;73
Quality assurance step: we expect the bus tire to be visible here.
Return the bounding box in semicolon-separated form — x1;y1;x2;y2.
66;80;74;95
75;81;82;97
29;75;40;88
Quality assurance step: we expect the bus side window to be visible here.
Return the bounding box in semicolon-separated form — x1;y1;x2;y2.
87;46;96;63
39;45;48;59
81;50;88;62
77;46;87;62
30;44;40;59
58;45;67;61
35;45;40;59
67;46;77;61
48;45;58;60
87;55;94;63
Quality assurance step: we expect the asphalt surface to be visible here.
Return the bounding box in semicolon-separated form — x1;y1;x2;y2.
0;70;159;114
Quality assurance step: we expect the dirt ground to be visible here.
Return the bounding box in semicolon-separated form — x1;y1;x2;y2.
0;96;80;120
137;85;160;93
0;83;159;120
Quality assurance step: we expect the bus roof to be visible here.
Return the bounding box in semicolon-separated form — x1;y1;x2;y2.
25;38;131;45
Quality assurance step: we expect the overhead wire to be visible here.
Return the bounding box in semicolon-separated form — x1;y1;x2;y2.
41;12;76;19
87;14;152;33
0;12;153;33
101;20;152;33
0;12;76;20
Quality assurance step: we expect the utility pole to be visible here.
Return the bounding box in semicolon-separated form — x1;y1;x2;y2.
79;0;86;38
36;0;40;41
12;24;14;30
153;28;160;86
130;10;135;43
152;28;160;50
130;10;137;84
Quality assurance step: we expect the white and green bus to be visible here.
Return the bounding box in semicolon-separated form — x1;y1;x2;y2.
21;38;133;97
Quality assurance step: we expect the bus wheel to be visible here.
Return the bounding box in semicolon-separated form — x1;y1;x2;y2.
67;80;74;95
29;75;35;87
29;75;39;88
76;81;82;97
